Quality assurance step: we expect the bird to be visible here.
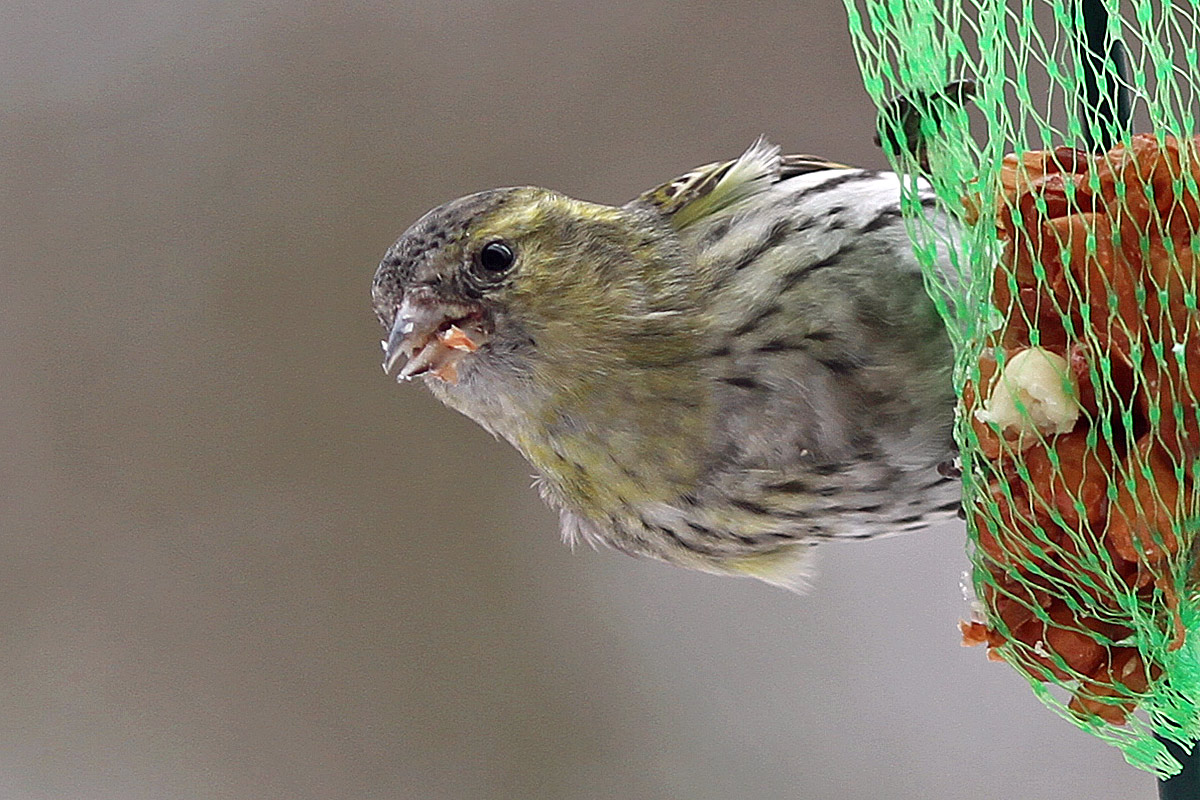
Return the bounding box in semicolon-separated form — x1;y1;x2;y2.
874;78;977;171
371;139;960;590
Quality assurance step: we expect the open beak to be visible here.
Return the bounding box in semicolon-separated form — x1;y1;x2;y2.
381;298;487;383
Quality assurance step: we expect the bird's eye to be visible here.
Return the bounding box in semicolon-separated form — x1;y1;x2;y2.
476;240;515;275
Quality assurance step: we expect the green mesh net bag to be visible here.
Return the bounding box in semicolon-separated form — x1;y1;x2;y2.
845;0;1200;776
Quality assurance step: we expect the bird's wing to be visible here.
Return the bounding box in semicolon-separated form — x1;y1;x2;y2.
777;153;854;177
632;138;851;229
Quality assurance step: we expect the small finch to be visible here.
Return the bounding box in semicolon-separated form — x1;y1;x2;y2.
372;140;959;589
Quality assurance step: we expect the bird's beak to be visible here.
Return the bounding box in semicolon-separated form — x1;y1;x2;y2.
381;297;487;383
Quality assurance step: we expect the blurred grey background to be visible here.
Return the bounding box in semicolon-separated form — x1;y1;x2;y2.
2;2;1153;798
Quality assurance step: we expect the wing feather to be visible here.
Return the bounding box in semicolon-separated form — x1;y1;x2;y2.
632;138;852;228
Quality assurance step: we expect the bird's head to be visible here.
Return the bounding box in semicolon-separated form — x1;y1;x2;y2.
373;187;699;396
373;188;527;386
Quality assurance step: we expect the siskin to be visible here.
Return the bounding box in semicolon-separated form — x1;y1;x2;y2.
372;139;959;590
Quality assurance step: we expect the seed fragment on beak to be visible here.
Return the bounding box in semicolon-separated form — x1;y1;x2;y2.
381;302;447;377
381;300;487;384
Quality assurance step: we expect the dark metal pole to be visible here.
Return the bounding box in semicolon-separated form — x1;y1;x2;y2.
1077;0;1131;151
1158;737;1200;800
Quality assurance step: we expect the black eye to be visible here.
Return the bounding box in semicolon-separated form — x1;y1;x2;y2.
476;240;515;275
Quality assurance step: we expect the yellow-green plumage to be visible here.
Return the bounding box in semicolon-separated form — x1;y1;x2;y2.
373;140;959;589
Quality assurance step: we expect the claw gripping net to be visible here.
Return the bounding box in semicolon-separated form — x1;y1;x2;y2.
845;0;1200;776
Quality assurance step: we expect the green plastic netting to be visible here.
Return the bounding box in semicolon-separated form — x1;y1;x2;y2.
845;0;1200;776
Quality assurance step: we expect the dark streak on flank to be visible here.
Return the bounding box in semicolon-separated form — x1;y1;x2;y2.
811;530;875;540
732;303;781;337
867;475;903;494
859;206;902;234
719;375;764;390
918;475;952;492
669;395;705;411
789;170;879;205
858;196;937;234
615;460;642;483
814;354;859;376
754;338;811;353
649;520;718;557
791;214;825;234
686;521;721;540
699;218;732;248
778;241;857;291
731;498;770;515
822;205;849;231
729;217;794;272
